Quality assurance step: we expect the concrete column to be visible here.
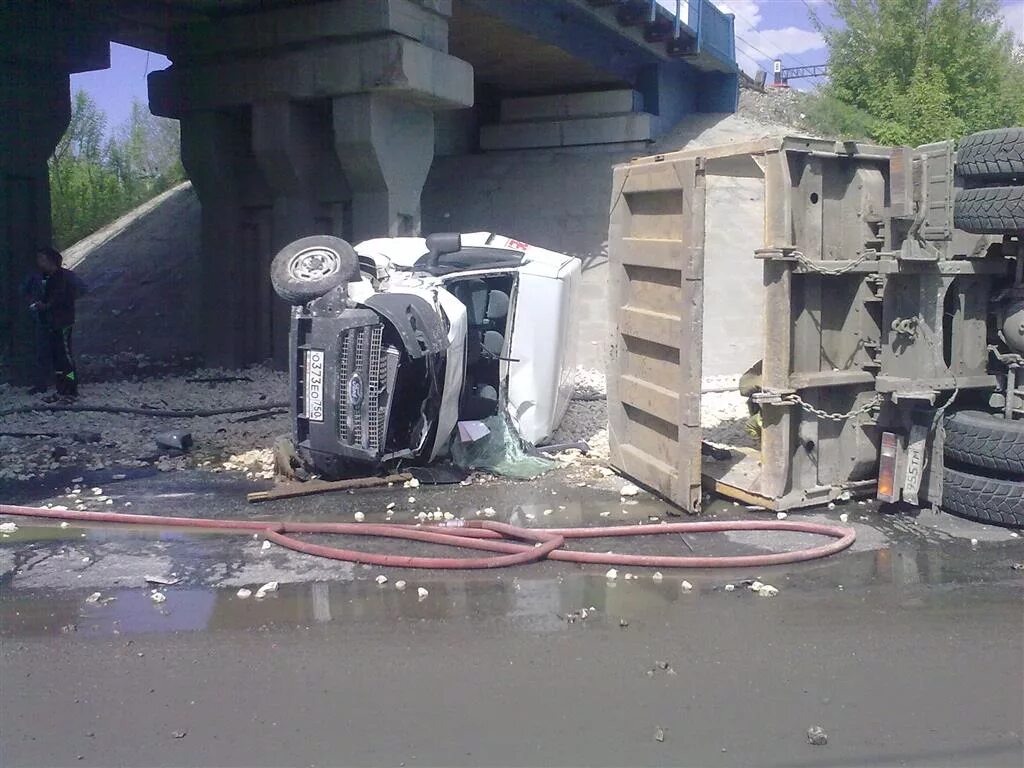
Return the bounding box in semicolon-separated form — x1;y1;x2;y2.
150;0;472;367
333;94;436;240
0;1;109;382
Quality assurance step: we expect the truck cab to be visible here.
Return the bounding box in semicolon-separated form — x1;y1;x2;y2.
271;232;580;478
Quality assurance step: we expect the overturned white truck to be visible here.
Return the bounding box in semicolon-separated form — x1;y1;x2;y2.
270;232;580;478
607;129;1024;527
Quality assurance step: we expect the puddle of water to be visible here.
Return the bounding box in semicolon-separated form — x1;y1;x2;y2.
2;539;1019;640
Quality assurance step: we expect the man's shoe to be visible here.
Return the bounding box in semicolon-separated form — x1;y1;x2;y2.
41;393;62;404
27;385;47;395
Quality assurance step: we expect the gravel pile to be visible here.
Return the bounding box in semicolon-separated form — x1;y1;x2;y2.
0;365;287;482
552;368;754;462
737;86;809;132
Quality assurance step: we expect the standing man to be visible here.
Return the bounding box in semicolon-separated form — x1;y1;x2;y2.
19;269;51;394
29;247;79;400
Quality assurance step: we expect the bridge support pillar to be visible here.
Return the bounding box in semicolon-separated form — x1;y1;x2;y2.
150;0;473;367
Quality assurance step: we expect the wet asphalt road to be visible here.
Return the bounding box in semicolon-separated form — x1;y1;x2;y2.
1;468;1022;767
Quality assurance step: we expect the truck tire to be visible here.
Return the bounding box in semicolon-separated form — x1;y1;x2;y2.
944;410;1024;476
942;467;1024;528
956;127;1024;185
270;235;360;305
953;186;1024;234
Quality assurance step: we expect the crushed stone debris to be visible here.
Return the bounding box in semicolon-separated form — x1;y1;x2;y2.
724;584;736;592
375;575;389;585
149;591;166;604
0;522;18;533
605;568;619;580
417;587;429;599
255;581;279;598
354;511;366;522
236;588;252;599
680;580;693;591
395;580;407;590
619;483;640;497
806;726;828;746
757;584;779;598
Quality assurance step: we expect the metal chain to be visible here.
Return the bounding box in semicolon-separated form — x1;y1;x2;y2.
781;392;883;422
792;250;870;276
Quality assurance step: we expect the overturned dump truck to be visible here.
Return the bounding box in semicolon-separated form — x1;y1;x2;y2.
270;232;580;479
608;129;1024;527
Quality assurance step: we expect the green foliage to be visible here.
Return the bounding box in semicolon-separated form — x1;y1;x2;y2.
49;91;185;249
807;0;1024;144
796;91;876;140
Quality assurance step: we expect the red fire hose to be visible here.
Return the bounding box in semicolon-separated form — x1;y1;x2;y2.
0;504;855;570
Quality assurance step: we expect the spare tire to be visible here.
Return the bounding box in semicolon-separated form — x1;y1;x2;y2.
942;467;1024;528
270;235;360;305
944;410;1024;476
956;127;1024;185
954;186;1024;234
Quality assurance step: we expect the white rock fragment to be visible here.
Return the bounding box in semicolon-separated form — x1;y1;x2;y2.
680;580;693;592
757;584;779;598
375;575;388;585
543;509;553;516
606;568;619;580
749;581;764;591
406;478;420;489
71;477;84;483
482;507;497;518
408;497;416;504
599;510;611;517
970;538;979;546
417;587;429;599
60;522;70;528
839;513;849;523
260;540;272;552
150;592;167;604
776;512;787;520
724;584;736;592
0;522;18;533
112;473;127;480
619;483;640;497
85;592;102;604
624;572;635;580
806;726;828;746
416;511;428;521
525;512;536;520
386;502;396;510
354;511;365;522
236;588;252;599
827;502;836;510
255;581;279;598
395;580;407;591
652;572;664;582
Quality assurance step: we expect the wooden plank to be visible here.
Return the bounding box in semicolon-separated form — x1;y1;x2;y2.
789;369;876;388
247;473;412;503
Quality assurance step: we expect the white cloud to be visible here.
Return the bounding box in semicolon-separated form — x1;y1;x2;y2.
658;0;825;75
1001;1;1024;43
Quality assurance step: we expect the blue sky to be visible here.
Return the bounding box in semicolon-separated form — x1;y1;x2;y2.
73;0;1024;127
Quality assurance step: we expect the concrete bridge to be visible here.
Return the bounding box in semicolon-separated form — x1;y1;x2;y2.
1;0;737;374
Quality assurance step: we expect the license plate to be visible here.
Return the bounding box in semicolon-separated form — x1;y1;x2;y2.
303;349;325;422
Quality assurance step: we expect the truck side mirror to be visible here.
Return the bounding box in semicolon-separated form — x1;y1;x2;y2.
424;232;461;268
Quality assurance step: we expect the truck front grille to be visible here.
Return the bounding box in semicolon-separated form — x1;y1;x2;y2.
336;324;385;453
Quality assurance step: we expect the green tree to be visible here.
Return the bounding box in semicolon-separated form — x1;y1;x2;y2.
48;92;186;249
812;0;1024;143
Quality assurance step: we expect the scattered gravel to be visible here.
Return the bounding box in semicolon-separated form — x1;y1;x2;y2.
0;364;287;481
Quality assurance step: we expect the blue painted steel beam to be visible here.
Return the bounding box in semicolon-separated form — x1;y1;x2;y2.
460;0;666;84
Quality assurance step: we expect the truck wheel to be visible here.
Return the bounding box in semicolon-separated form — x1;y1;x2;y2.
953;186;1024;234
270;235;360;305
944;410;1024;476
942;467;1024;528
956;127;1024;185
